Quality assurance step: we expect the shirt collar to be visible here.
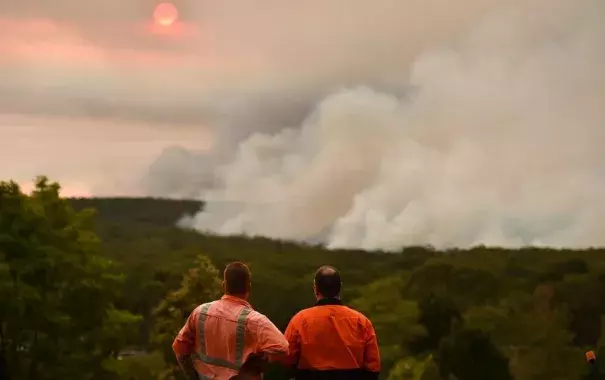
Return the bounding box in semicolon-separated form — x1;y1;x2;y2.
314;297;343;306
221;294;253;309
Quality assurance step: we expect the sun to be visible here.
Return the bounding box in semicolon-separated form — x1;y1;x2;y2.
153;2;179;27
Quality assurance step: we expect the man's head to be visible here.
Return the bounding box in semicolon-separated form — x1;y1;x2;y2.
313;265;342;299
223;262;252;299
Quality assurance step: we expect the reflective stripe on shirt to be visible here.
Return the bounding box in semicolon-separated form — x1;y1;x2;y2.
196;301;253;374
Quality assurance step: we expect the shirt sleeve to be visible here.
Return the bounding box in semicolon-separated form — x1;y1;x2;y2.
172;307;198;357
256;314;289;356
363;318;381;373
283;314;301;368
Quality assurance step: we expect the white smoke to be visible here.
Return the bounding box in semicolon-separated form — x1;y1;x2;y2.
185;0;605;250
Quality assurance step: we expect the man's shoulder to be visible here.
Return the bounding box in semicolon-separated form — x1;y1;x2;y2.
198;300;218;309
343;306;373;324
247;309;266;319
245;309;274;327
281;307;313;327
190;302;208;315
288;305;372;328
193;300;217;314
292;306;317;319
290;304;351;321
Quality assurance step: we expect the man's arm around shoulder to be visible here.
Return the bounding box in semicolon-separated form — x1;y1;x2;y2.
282;311;303;369
255;312;289;358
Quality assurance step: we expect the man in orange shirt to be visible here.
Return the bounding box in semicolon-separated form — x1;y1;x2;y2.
283;265;381;380
173;262;288;380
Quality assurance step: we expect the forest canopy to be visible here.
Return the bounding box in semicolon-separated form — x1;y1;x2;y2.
1;177;603;380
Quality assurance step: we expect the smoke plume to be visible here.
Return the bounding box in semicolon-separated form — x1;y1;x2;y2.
3;0;604;249
184;0;605;250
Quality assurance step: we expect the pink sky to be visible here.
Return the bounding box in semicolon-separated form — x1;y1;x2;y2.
0;16;208;69
1;113;212;197
0;0;509;198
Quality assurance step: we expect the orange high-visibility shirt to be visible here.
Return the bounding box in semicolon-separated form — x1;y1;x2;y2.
283;297;380;380
173;295;288;380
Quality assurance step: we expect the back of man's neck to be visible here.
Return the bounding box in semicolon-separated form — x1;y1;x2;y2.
225;293;247;300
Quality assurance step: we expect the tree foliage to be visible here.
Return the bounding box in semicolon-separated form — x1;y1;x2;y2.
438;328;512;380
1;179;604;379
0;177;140;379
351;275;426;370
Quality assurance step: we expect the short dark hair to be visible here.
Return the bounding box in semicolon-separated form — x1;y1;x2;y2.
314;265;341;298
224;262;251;295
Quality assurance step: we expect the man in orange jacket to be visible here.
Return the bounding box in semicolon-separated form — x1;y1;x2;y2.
173;262;289;380
283;265;381;380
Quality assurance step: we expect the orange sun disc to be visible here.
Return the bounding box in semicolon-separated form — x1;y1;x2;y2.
153;2;179;26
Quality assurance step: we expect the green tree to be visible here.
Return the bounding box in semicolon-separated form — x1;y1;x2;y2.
405;263;500;310
0;177;140;379
554;273;605;346
419;358;443;380
387;355;433;380
151;254;222;379
409;295;461;355
351;274;426;374
463;291;582;380
438;328;512;380
104;351;167;380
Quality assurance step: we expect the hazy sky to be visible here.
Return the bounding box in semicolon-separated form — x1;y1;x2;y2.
1;0;502;196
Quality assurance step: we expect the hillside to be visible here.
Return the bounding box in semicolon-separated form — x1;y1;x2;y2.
68;197;420;330
54;197;605;379
69;197;203;227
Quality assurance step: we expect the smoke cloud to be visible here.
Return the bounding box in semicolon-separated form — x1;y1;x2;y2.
3;0;604;249
184;0;605;250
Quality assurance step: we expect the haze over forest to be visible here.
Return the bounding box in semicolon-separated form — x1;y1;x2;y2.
2;0;604;250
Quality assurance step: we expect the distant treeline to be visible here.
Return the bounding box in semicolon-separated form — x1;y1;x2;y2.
68;197;203;227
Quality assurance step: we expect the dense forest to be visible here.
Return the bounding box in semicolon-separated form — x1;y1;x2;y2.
2;177;604;379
